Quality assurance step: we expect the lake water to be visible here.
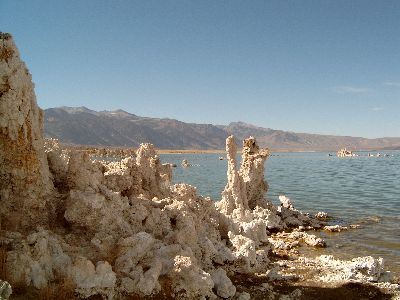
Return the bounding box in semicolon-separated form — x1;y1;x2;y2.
160;151;400;275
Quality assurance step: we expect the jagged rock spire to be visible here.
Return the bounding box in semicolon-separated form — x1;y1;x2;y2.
0;33;52;229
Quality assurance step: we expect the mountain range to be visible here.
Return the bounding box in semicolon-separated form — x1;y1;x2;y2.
44;107;400;151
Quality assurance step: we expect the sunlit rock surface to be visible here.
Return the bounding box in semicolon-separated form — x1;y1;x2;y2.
0;33;53;230
1;33;398;299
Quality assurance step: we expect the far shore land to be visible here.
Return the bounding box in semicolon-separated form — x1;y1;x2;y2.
55;141;398;155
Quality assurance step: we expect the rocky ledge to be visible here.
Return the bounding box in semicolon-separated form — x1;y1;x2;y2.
0;33;399;299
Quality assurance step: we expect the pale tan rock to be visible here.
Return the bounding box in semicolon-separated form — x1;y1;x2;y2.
228;231;256;272
0;33;53;229
239;136;270;210
210;268;236;298
302;233;326;248
71;258;116;299
273;231;326;248
279;195;294;209
1;32;398;300
181;159;190;167
171;255;215;299
218;135;248;215
324;225;348;232
44;138;70;191
337;148;355;157
316;255;388;283
5;229;72;289
136;143;171;198
67;151;104;191
315;211;329;220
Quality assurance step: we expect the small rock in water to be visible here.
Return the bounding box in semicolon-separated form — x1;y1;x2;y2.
324;225;348;232
181;159;190;167
315;211;329;220
350;224;361;229
279;195;294;209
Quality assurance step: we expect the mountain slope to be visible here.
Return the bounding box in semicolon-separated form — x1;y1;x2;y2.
222;122;400;151
44;107;228;149
44;107;400;150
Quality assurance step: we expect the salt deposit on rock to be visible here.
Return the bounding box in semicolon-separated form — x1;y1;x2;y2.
315;211;329;220
337;148;356;157
1;33;398;299
317;255;390;282
271;231;326;249
279;195;294;209
324;225;348;232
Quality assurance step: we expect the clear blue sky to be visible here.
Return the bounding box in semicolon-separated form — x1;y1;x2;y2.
1;0;399;138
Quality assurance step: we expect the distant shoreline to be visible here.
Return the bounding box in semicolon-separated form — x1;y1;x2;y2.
156;149;225;154
156;148;400;154
57;142;400;155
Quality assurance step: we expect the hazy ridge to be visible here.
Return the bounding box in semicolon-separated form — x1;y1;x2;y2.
44;106;400;151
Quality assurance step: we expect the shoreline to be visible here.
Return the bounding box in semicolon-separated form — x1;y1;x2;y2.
1;33;399;300
59;144;400;155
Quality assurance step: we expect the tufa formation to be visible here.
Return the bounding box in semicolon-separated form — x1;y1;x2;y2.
0;33;398;299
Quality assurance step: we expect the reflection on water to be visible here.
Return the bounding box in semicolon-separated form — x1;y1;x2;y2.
160;151;400;274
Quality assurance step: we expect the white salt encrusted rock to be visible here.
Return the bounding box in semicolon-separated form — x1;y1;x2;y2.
324;225;348;232
315;211;328;220
1;34;396;299
316;255;389;282
272;231;326;248
279;195;294;209
172;255;215;299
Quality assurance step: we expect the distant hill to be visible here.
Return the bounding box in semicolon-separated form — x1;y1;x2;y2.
44;107;227;149
44;107;400;151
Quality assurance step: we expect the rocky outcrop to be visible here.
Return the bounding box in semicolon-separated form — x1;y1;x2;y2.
0;33;398;299
337;148;356;157
0;33;53;230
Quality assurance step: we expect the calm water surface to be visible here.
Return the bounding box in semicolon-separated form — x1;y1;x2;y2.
160;151;400;274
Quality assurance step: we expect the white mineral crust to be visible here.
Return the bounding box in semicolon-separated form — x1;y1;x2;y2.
1;33;397;299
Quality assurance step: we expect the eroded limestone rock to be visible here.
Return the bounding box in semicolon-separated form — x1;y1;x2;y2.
1;33;397;300
0;33;53;229
4;229;71;289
